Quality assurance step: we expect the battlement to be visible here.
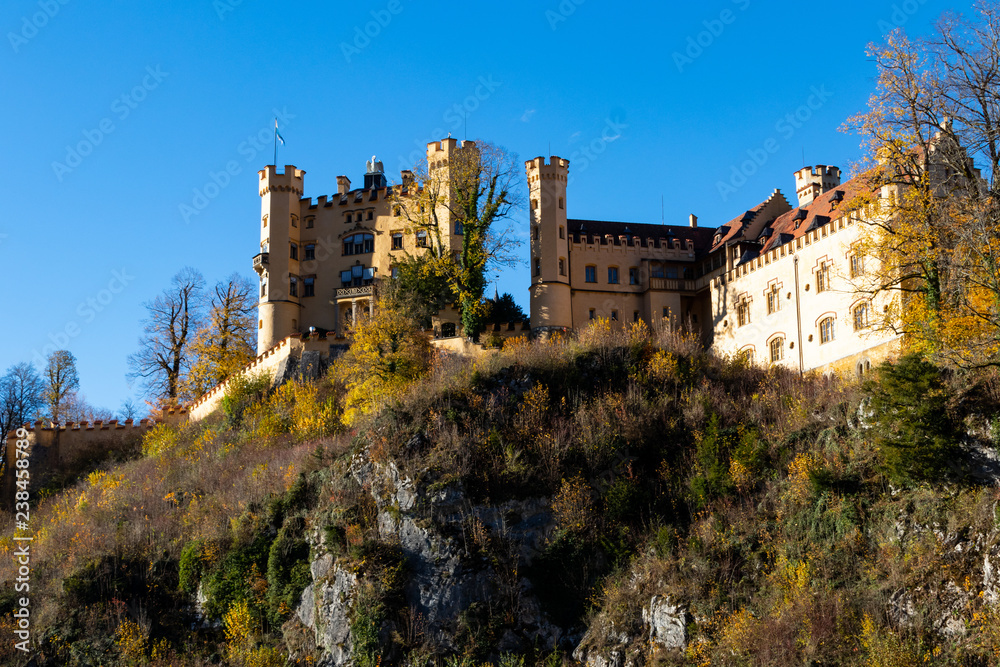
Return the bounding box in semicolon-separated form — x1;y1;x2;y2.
16;417;161;434
525;156;570;174
258;165;306;196
427;137;477;156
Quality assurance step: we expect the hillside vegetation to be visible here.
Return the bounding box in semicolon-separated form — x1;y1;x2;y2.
3;320;1000;666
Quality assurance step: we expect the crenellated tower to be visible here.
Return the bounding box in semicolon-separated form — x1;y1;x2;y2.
525;155;572;331
255;165;306;354
426;137;480;239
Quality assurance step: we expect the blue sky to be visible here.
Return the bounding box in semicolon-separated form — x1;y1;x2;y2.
1;0;962;412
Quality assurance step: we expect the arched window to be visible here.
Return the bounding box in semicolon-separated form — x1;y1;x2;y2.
343;233;374;255
455;220;464;235
853;303;869;331
769;337;784;362
820;317;835;343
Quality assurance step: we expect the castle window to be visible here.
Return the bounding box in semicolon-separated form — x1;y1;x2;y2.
259;319;263;330
455;220;464;235
534;258;541;277
770;337;784;363
559;258;566;276
589;309;596;320
367;211;373;221
393;206;401;216
304;244;315;261
303;277;315;297
737;300;750;327
766;285;780;314
390;266;399;279
558;197;564;209
850;253;865;278
532;226;539;241
816;263;830;293
585;266;596;283
345;213;352;224
531;199;538;210
289;276;298;297
853;303;869;331
290;243;298;260
633;311;640;322
651;264;665;279
611;310;618;321
262;214;268;228
559;226;565;239
663;308;669;319
340;265;374;287
820;317;835;343
291;215;298;228
260;280;266;298
343;233;374;255
629;267;639;285
608;267;619;284
392;233;403;250
416;230;428;247
306;217;314;229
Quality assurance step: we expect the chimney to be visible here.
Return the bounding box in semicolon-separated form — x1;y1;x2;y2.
336;176;351;195
689;214;698;228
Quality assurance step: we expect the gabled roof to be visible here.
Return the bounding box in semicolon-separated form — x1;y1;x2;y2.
709;189;792;252
758;171;876;253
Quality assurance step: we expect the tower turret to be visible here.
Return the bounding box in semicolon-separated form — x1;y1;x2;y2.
255;165;305;354
794;165;841;207
525;155;572;332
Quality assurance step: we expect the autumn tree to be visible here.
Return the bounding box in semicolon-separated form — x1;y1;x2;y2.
185;273;257;398
43;350;80;423
333;295;432;424
391;140;521;339
127;267;205;406
846;4;1000;368
0;362;44;442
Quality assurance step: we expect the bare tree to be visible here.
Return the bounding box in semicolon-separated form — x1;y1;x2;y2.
118;398;142;421
185;273;257;398
43;350;80;423
0;363;44;442
127;267;205;406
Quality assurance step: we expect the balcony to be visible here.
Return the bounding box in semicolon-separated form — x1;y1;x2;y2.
649;278;689;292
333;284;375;300
252;252;269;274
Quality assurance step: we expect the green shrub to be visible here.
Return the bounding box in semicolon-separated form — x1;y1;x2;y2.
865;354;961;485
178;539;205;595
688;414;735;508
222;371;272;428
266;516;311;623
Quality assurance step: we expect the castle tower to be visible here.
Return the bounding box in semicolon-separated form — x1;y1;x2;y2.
794;165;841;206
255;165;305;354
525;156;572;331
426;138;479;238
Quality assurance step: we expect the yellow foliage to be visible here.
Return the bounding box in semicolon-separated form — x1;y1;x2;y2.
718;607;756;657
552;475;593;533
860;613;917;667
787;453;818;502
142;423;178;458
115;618;148;664
647;349;678;383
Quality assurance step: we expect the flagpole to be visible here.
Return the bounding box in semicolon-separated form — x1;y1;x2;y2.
273;118;277;167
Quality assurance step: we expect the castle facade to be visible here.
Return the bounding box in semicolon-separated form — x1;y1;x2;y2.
527;155;901;378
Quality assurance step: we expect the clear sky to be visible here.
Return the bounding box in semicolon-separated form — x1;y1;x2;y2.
1;0;962;413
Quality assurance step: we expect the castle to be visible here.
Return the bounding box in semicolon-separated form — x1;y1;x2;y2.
247;137;901;381
526;155;900;378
